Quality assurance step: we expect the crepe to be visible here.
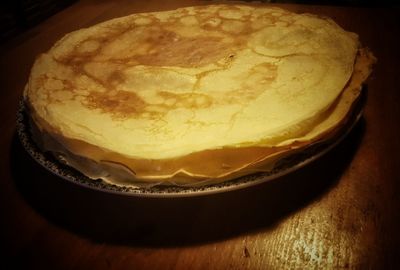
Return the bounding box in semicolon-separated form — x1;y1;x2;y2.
24;4;375;186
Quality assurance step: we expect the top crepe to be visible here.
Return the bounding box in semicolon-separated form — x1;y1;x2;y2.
25;5;373;185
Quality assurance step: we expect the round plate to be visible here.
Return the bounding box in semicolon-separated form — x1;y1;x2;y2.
16;95;364;197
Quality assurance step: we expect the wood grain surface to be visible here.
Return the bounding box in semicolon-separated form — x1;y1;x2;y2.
1;1;399;269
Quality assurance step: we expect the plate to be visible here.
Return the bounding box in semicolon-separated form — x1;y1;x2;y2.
16;93;364;197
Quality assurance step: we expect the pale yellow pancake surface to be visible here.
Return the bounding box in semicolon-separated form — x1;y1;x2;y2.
25;5;374;184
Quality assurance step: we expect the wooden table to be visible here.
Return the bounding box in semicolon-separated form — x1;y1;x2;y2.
1;1;399;269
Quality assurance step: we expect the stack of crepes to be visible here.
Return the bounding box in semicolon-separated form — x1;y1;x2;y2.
24;4;375;187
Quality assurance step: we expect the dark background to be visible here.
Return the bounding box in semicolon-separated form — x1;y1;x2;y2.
0;0;76;42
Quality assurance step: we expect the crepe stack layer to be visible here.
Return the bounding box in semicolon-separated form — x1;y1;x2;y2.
24;4;375;186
